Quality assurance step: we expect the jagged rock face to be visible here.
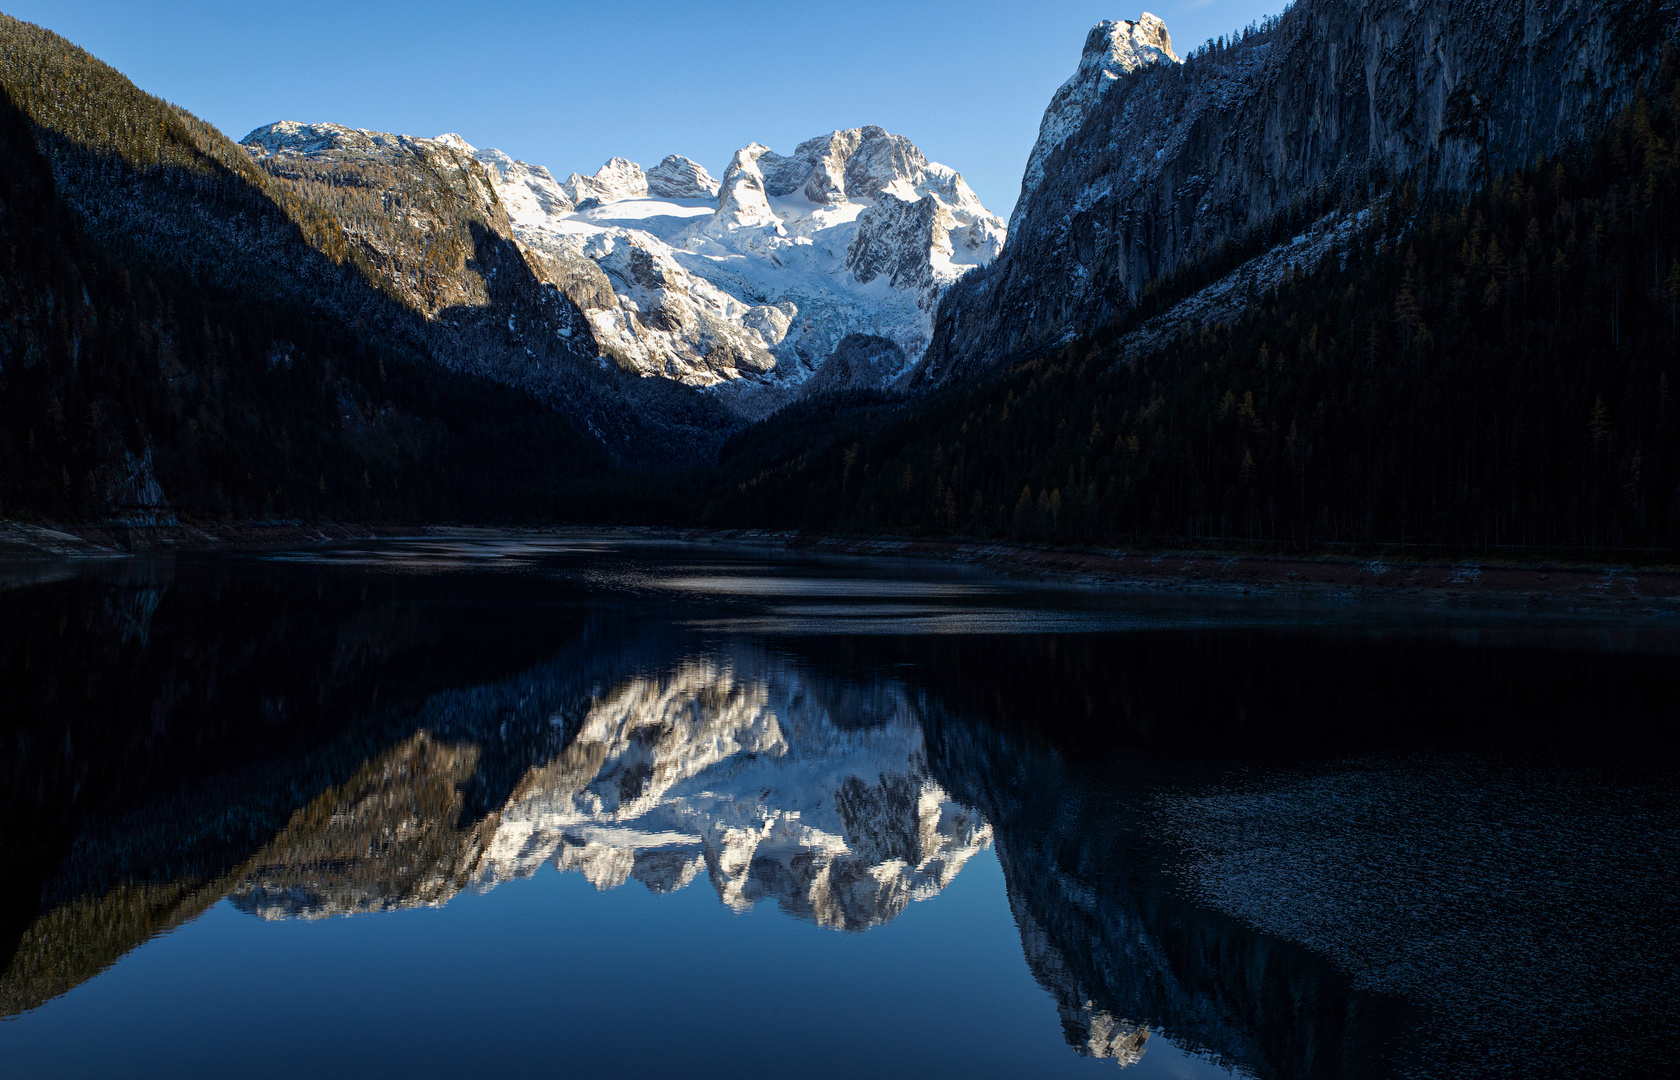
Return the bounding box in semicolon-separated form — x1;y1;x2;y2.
646;154;720;198
918;0;1677;386
564;156;648;204
438;135;576;217
475;655;992;929
756;126;927;205
848;193;957;311
581;230;792;380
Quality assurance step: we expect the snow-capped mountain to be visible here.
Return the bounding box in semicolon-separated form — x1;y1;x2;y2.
241;122;1003;414
442;127;1005;407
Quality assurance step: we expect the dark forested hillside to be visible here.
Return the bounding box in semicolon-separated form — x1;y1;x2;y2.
0;15;675;525
708;52;1680;555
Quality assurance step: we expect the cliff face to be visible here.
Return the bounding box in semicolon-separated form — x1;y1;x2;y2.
917;0;1679;385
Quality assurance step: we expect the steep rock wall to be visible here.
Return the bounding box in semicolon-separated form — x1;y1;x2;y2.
918;0;1679;385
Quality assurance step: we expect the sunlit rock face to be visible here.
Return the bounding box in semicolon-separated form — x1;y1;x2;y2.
476;654;991;929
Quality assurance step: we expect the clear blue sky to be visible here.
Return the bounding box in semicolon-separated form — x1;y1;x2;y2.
7;0;1280;218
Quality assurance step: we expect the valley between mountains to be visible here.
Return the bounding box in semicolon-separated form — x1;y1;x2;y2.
4;2;1680;555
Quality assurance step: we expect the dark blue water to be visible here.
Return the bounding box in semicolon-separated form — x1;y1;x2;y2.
2;537;1676;1079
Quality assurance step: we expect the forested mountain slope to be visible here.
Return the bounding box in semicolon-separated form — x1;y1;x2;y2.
708;52;1680;553
0;15;692;523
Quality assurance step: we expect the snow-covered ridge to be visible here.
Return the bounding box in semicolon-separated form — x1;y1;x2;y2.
482;126;1003;403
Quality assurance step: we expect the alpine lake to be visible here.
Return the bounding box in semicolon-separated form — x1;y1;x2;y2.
2;536;1675;1079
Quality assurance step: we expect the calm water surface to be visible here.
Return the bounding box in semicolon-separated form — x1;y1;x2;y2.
2;537;1676;1079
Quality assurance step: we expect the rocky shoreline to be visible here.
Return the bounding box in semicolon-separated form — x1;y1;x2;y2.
0;520;412;559
775;533;1680;613
6;519;1680;612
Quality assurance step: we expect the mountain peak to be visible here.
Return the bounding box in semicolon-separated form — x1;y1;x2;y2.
1019;13;1180;213
243;120;416;158
564;157;648;205
1085;13;1176;73
647;154;720;199
754;126;933;207
710;143;781;232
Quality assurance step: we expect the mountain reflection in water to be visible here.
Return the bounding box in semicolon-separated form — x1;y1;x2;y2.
2;538;1677;1079
229;651;988;930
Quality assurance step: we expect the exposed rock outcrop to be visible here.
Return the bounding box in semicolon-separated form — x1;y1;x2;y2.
1019;13;1178;215
708;143;782;233
848;192;958;311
